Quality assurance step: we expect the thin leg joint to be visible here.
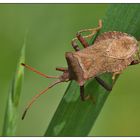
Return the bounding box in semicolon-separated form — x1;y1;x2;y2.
95;77;112;91
71;39;80;51
76;32;89;48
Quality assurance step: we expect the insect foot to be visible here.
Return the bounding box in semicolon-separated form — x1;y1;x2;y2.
80;88;95;104
112;72;122;81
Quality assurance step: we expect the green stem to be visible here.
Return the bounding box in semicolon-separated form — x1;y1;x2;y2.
2;42;25;136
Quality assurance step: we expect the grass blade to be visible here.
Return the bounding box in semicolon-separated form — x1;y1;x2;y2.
2;41;25;136
45;4;140;136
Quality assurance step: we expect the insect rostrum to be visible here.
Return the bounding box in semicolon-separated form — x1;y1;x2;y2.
21;20;140;120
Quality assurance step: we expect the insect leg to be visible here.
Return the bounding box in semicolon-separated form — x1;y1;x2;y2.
130;60;140;65
112;71;121;81
71;28;96;50
76;19;102;48
56;67;68;72
80;85;90;101
95;77;112;91
76;32;89;48
71;39;81;51
130;50;140;65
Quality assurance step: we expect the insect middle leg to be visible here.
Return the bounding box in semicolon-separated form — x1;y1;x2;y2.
80;85;90;101
71;19;102;50
80;76;112;101
95;77;112;91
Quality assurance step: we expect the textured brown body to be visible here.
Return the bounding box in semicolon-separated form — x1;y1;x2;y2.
66;31;139;86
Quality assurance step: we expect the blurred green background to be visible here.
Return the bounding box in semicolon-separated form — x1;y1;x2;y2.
0;4;140;136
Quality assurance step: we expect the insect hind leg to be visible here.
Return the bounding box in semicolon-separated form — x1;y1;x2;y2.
130;51;140;65
130;60;140;65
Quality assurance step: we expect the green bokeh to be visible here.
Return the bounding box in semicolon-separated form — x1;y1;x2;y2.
0;4;140;136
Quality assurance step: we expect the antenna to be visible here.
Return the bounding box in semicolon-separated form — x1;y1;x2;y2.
22;79;62;120
21;63;70;120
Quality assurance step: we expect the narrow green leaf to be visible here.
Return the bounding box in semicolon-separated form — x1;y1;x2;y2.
2;40;26;136
45;4;140;136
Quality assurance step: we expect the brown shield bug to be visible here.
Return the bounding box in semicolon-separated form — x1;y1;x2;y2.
21;20;140;120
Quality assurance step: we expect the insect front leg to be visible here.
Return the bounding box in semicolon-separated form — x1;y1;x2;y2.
77;19;102;43
56;67;68;72
71;20;102;51
72;19;102;49
95;77;112;91
71;39;81;51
